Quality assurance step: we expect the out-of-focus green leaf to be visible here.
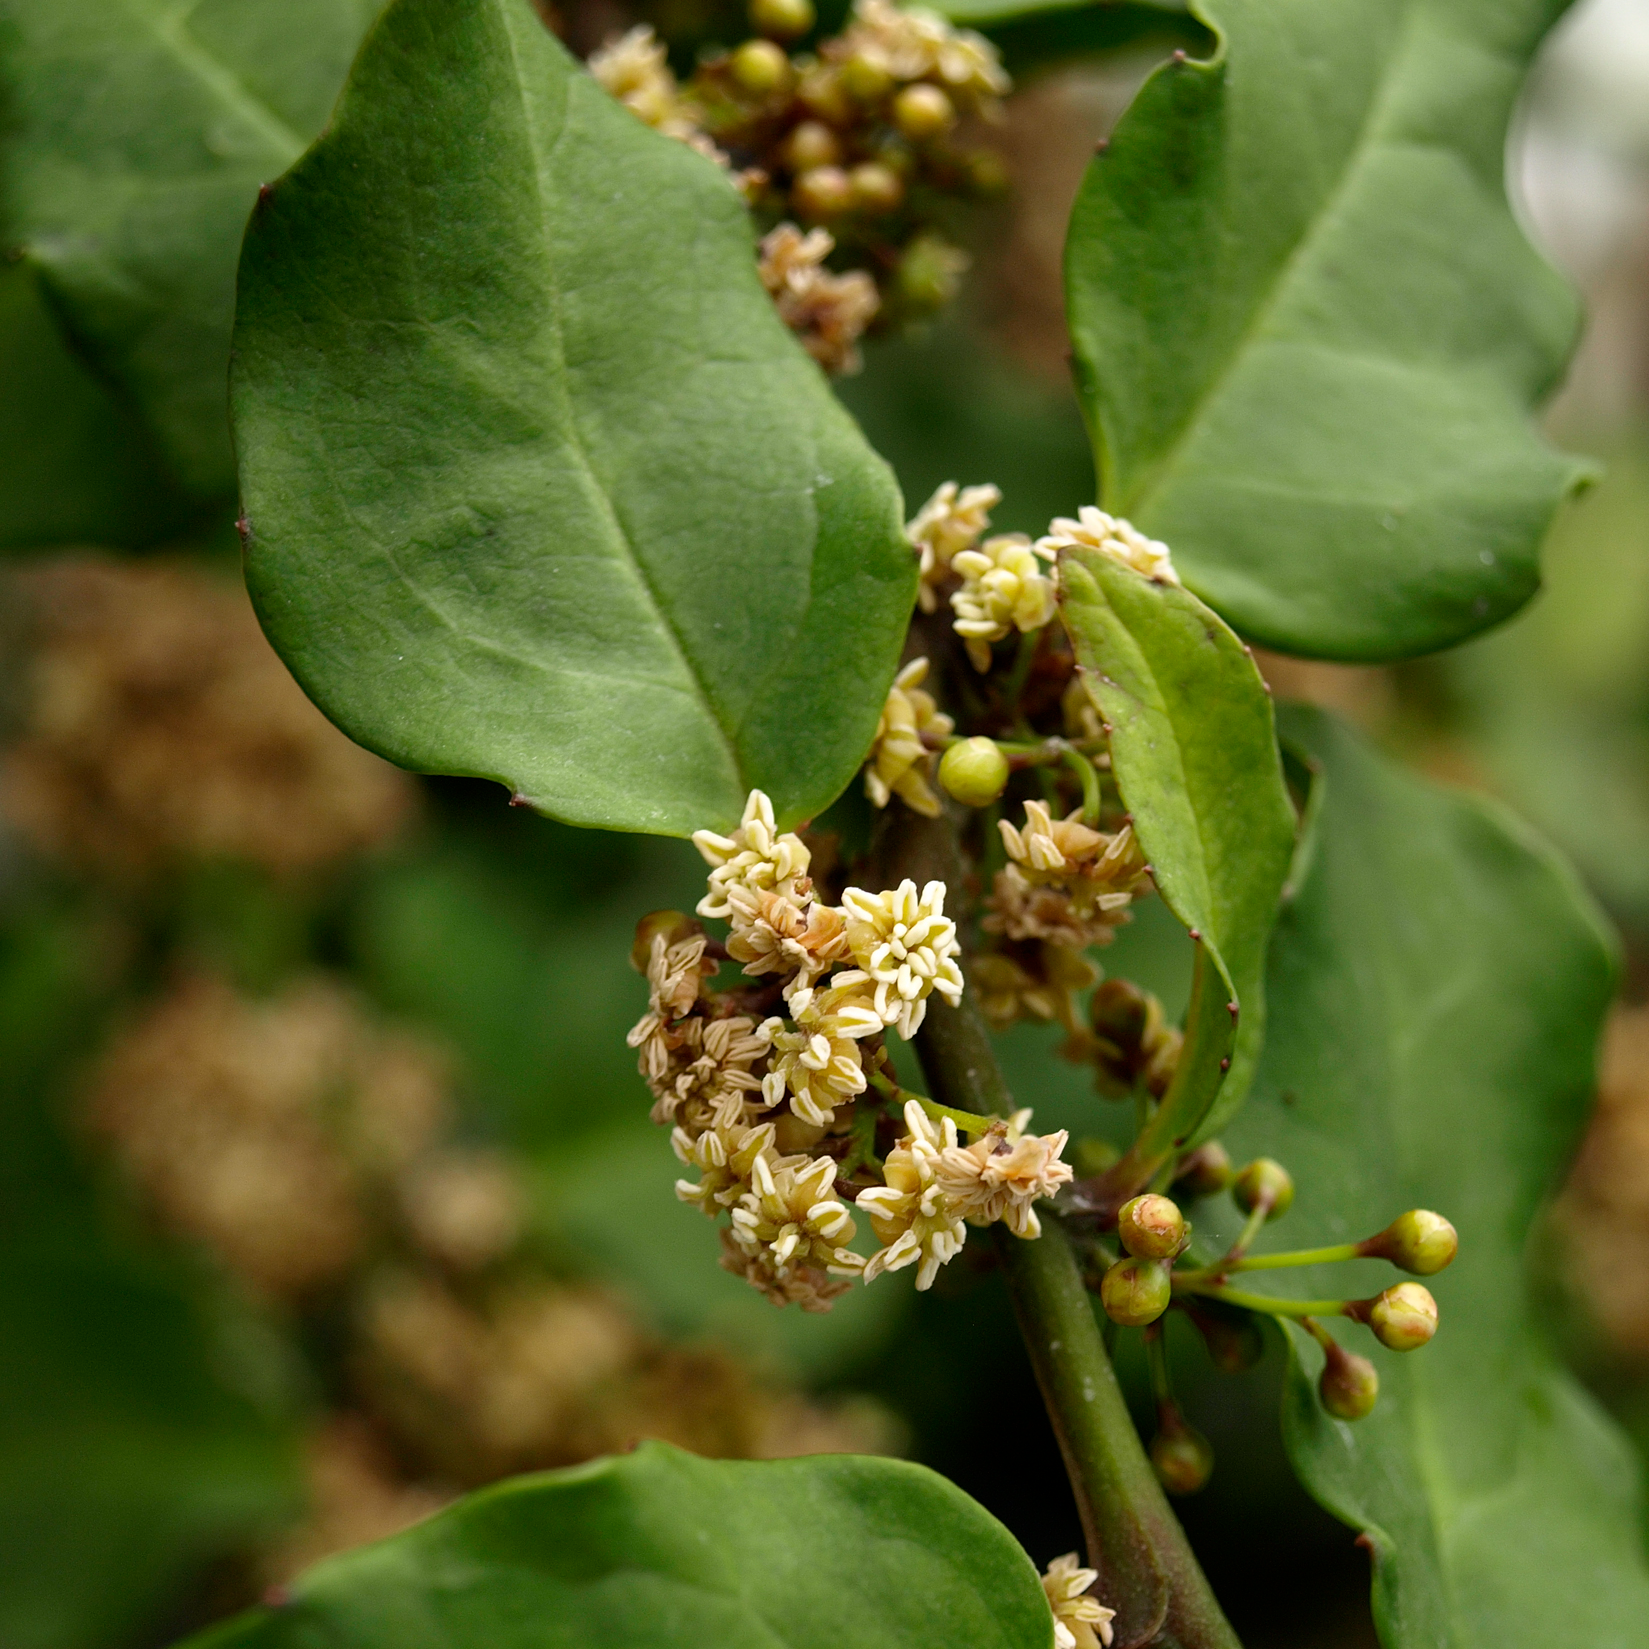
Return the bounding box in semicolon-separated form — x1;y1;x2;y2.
188;1442;1054;1649
936;0;1207;74
1060;546;1294;1153
1064;0;1589;661
0;0;384;499
233;0;913;838
0;262;198;552
1218;707;1649;1646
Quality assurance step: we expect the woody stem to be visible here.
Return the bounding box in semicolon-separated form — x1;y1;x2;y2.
880;808;1241;1649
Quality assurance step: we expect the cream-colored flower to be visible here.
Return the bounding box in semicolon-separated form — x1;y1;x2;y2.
858;1101;967;1289
761;980;882;1126
907;483;1000;612
728;1150;864;1279
935;25;1011;101
1038;506;1178;587
673;1117;777;1214
841;879;965;1038
625;929;712;1085
589;26;691;135
998;804;1151;918
694;790;811;921
649;1014;772;1131
830;1;1008;108
1042;1553;1115;1649
718;1230;854;1313
864;658;954;817
758;224;880;376
725;885;849;982
933;1111;1072;1238
984;863;1134;949
950;534;1058;671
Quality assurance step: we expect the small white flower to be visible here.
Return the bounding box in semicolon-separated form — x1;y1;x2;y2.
950;534;1058;671
761;979;882;1127
864;657;954;816
1042;1553;1115;1649
858;1100;968;1289
728;1150;865;1280
841;879;964;1039
906;483;1000;612
1037;506;1178;587
933;1110;1073;1239
693;789;811;921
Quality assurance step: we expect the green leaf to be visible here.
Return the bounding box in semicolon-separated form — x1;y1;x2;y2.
1064;0;1590;662
1224;707;1649;1647
232;0;914;837
187;1441;1054;1649
0;0;385;499
1059;545;1295;1159
0;261;199;553
934;0;1207;74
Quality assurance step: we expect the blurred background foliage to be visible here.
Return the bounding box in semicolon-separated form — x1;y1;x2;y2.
1;1;1647;1647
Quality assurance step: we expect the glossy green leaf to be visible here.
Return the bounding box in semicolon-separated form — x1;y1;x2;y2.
232;0;913;837
0;262;198;553
1222;707;1649;1646
187;1441;1054;1649
0;0;385;500
1064;0;1590;662
1060;545;1295;1152
935;0;1206;74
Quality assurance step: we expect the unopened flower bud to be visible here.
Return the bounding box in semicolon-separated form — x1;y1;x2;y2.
797;64;852;123
964;148;1010;196
895;233;967;315
1172;1141;1234;1198
1117;1194;1187;1261
629;909;700;972
938;737;1009;806
1232;1158;1294;1220
1364;1282;1438;1351
750;0;814;41
1362;1209;1458;1276
731;38;792;96
1100;1255;1171;1327
1318;1341;1379;1421
792;165;853;220
892;82;956;141
849;161;905;216
782;119;842;173
1150;1419;1213;1494
840;51;893;103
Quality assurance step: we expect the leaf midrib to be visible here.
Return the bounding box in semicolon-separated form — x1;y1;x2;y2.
1110;0;1420;518
493;0;742;795
122;0;307;161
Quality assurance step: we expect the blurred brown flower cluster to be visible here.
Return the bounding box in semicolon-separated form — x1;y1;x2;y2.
1;557;416;877
87;972;899;1580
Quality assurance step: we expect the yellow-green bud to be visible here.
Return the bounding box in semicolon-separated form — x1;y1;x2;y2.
938;737;1009;806
964;147;1010;196
895;233;966;315
629;910;700;973
892;81;956;141
796;64;852;123
730;38;792;97
1363;1209;1458;1276
1232;1157;1294;1220
782;119;842;173
1100;1256;1171;1327
792;164;853;220
749;0;814;42
1172;1141;1234;1199
1365;1282;1438;1351
1318;1342;1379;1421
849;161;905;216
1150;1422;1213;1494
1117;1193;1187;1261
840;51;894;103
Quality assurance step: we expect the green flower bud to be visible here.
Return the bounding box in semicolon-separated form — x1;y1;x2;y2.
629;910;700;973
892;81;956;141
894;233;967;316
796;64;852;124
1232;1157;1294;1220
792;165;853;220
1318;1342;1379;1421
849;161;905;216
963;147;1010;196
1100;1255;1171;1327
782;119;842;173
749;0;815;42
937;737;1009;806
1363;1209;1458;1276
1071;1137;1119;1178
1172;1141;1234;1199
1365;1282;1438;1351
1150;1420;1214;1494
840;51;894;103
1117;1193;1187;1261
730;38;792;97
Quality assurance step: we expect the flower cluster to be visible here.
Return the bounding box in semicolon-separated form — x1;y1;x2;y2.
588;1;1012;368
626;788;1073;1308
987;800;1153;949
1042;1554;1116;1649
862;656;953;817
1038;506;1178;586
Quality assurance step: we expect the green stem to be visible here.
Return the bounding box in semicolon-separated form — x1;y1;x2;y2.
1179;1242;1362;1282
1065;746;1103;824
1172;1280;1349;1319
881;809;1240;1649
866;1066;997;1137
1003;627;1041;714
